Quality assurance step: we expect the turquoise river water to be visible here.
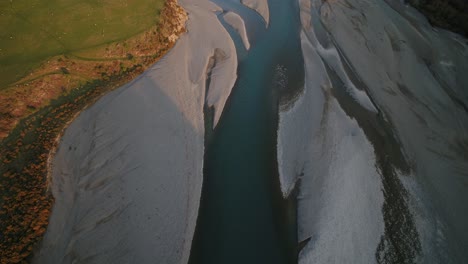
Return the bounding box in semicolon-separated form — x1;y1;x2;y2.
189;0;304;263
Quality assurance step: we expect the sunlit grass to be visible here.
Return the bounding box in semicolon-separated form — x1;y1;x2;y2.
0;0;165;89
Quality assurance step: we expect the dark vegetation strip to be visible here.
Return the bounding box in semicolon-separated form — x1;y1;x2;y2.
407;0;468;38
0;64;147;263
0;0;186;261
323;54;421;263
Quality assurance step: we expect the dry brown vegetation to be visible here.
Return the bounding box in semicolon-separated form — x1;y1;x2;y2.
0;0;187;263
0;0;187;140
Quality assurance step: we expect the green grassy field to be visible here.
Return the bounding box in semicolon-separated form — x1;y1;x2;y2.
0;0;165;89
0;0;187;260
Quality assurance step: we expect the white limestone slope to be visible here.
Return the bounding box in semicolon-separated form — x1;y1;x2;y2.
279;0;468;262
34;1;238;263
223;11;250;50
241;0;269;27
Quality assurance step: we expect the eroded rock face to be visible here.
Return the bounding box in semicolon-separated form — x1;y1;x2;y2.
164;0;189;43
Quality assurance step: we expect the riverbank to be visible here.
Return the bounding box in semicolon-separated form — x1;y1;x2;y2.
280;0;468;262
0;0;187;140
0;0;187;262
33;0;240;262
189;0;303;262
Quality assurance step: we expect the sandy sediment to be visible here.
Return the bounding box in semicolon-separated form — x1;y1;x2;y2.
223;11;251;50
241;0;269;27
280;0;468;262
33;0;238;263
319;0;468;261
278;27;385;264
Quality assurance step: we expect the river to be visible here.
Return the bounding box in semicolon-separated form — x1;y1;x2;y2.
189;0;303;263
34;0;468;263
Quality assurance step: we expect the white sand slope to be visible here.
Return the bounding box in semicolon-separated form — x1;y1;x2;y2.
34;1;239;263
279;0;468;262
278;28;385;263
318;0;468;261
223;11;250;50
241;0;269;27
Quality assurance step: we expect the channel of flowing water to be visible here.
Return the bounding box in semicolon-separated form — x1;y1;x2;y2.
189;0;304;263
